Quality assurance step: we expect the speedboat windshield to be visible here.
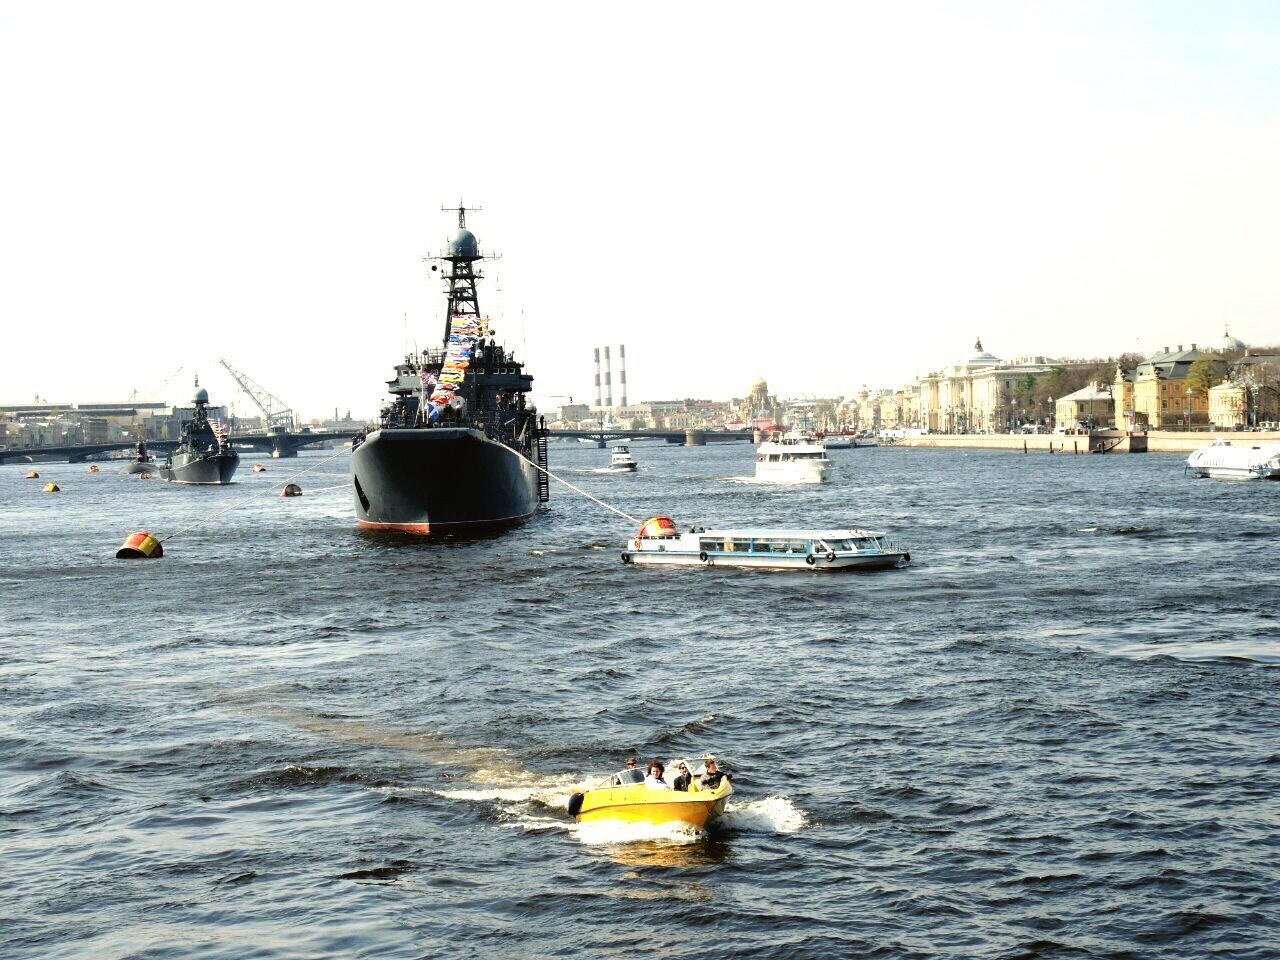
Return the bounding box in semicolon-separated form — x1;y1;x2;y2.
617;768;645;785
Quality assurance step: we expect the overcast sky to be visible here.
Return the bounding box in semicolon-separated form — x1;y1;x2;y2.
2;1;1278;417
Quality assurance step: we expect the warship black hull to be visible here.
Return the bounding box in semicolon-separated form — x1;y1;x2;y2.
352;205;547;538
352;428;539;534
161;450;240;485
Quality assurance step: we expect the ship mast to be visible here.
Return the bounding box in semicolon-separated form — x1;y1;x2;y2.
438;203;484;346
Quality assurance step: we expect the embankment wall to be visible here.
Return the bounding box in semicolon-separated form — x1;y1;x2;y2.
895;431;1280;455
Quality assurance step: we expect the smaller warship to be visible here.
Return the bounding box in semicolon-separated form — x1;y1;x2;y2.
121;438;156;475
160;379;240;485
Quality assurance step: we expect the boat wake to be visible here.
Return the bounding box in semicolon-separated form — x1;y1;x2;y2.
1111;640;1280;665
721;475;818;486
434;769;809;846
223;695;810;847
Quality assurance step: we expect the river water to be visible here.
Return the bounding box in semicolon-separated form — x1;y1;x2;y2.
1;443;1277;959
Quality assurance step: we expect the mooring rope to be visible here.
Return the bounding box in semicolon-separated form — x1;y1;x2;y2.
300;481;354;493
501;443;642;526
159;446;353;543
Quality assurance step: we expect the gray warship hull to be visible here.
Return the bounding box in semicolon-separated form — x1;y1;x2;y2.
161;451;240;485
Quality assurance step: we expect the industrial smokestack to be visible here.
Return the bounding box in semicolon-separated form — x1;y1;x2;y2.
619;344;627;408
604;346;613;408
593;348;602;408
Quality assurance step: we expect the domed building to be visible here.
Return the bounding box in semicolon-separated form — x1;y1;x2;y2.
1212;326;1246;353
915;338;1062;433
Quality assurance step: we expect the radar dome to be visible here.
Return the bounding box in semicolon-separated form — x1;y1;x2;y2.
194;387;209;404
447;228;480;259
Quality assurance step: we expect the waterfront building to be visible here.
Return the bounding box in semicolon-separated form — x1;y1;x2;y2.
915;340;1063;433
1130;344;1224;429
1112;365;1136;431
1054;382;1113;430
1208;380;1248;429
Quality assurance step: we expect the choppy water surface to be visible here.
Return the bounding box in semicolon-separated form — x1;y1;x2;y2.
2;444;1277;959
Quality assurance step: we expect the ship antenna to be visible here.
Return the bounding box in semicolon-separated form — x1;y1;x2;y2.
442;200;482;229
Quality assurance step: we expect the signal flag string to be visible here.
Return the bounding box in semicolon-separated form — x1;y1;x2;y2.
159;446;353;543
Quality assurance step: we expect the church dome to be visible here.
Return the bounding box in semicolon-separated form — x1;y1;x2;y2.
1213;326;1246;352
966;338;1000;366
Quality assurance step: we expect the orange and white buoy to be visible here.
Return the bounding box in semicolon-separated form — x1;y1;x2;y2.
252;464;266;473
116;531;163;559
281;483;303;497
88;464;101;474
25;470;39;479
43;482;60;493
138;471;153;480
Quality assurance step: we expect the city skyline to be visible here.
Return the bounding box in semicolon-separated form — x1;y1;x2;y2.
2;2;1279;417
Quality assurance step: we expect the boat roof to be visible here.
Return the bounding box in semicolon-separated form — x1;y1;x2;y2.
691;528;887;538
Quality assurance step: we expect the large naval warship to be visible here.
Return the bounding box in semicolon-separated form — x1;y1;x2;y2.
351;207;548;535
160;380;240;484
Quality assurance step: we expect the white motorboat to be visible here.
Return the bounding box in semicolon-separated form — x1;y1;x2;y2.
823;435;853;449
608;445;638;472
755;432;831;483
621;516;910;570
1186;439;1280;480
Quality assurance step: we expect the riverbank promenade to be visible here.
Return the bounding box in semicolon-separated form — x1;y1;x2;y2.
896;430;1280;454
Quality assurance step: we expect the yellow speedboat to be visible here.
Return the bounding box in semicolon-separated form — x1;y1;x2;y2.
567;765;733;829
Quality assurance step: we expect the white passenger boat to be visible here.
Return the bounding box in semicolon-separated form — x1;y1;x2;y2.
823;435;853;449
621;516;910;570
1186;439;1280;480
608;445;638;472
755;432;831;483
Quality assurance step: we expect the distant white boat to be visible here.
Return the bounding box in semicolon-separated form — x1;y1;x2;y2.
755;433;830;483
607;445;638;472
823;435;853;449
1186;439;1280;480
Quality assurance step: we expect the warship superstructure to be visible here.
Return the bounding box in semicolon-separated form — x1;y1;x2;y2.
350;207;548;535
160;381;239;485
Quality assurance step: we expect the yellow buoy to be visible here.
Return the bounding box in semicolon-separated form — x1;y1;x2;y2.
25;470;39;479
138;471;153;480
281;483;303;497
116;531;164;559
43;482;60;493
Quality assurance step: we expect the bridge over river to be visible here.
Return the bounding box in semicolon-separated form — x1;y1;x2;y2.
547;428;755;447
0;429;362;464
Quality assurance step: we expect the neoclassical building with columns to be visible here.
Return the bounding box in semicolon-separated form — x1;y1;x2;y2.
915;340;1063;433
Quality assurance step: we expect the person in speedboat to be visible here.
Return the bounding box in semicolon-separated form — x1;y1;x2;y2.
645;761;672;790
699;758;729;790
672;762;693;792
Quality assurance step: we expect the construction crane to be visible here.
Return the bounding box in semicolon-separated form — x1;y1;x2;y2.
217;357;296;431
129;366;184;403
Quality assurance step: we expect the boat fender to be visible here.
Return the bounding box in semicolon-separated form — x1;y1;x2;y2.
620;552;632;564
825;551;836;562
805;555;816;566
567;792;584;817
904;552;911;562
699;551;708;563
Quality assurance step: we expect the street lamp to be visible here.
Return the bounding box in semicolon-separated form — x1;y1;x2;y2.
1185;384;1193;432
